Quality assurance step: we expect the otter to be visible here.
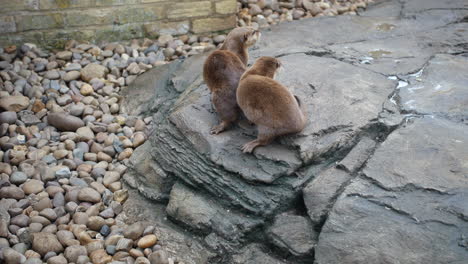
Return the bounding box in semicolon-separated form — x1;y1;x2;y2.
236;56;307;153
203;27;260;134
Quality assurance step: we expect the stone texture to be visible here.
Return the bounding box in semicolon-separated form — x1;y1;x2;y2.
267;214;317;257
303;167;352;225
399;54;468;122
166;182;262;241
232;244;286;264
315;118;468;264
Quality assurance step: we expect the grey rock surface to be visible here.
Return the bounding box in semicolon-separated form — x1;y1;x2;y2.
399;54;468;122
166;182;263;241
122;0;468;263
316;118;468;264
266;214;317;258
232;244;286;264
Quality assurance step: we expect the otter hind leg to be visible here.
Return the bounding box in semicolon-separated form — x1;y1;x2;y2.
241;126;277;153
211;91;239;135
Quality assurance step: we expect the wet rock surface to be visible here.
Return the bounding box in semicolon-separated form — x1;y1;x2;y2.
316;118;468;264
121;0;468;263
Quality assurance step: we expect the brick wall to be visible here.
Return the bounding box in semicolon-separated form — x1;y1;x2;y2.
0;0;237;49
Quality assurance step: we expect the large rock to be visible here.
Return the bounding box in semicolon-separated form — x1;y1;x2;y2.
123;51;393;218
316;118;468;264
123;141;175;202
328;22;468;76
399;54;468;122
166;182;262;241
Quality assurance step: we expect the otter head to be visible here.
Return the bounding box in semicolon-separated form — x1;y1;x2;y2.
253;56;282;79
243;28;261;47
226;27;261;48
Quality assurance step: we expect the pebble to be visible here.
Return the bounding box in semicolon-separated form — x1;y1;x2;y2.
138;234;158;249
63;70;81;81
81;63;107;82
78;187;101;203
64;245;87;263
0;111;17;124
47;113;85;132
0;96;30;112
3;247;27;264
90;249;112;264
32;232;64;256
22;179;44;194
47;255;67;264
76;126;94;141
10;171;28;185
148;250;169;264
116;237;133;251
80;83;94;96
124;222;145;240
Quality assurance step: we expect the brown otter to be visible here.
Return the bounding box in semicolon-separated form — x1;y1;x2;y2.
203;27;260;134
237;56;307;153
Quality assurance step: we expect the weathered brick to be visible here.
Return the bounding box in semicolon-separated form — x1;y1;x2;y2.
0;16;16;33
192;15;236;33
167;1;212;19
116;6;165;24
0;0;38;13
42;29;94;49
94;24;144;43
216;0;237;15
5;31;43;47
95;0;139;6
16;13;64;31
39;0;94;10
65;9;113;27
140;0;166;3
143;21;190;37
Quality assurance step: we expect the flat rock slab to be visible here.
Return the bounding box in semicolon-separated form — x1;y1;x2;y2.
399;54;468;122
316;117;468;264
328;21;468;75
275;53;393;163
251;9;465;58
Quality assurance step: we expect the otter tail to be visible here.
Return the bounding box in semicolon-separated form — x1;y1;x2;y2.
294;95;307;125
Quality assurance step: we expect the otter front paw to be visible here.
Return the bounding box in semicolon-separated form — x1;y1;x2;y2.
210;124;226;135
